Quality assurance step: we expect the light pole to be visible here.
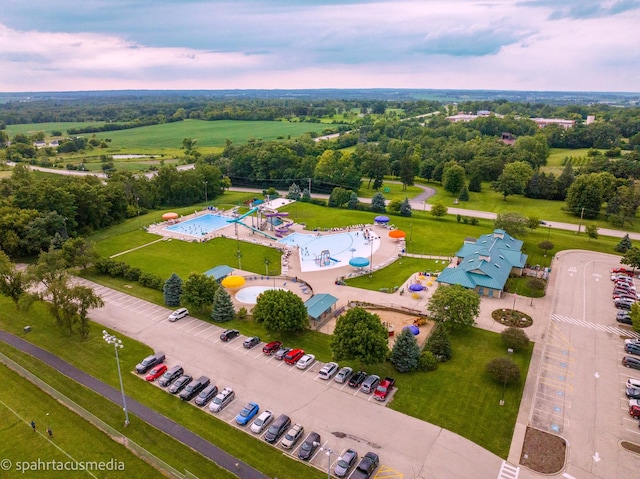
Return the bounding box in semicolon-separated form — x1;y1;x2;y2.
369;235;374;277
136;196;140;228
264;258;270;276
500;348;514;406
409;222;413;243
102;330;130;427
203;180;208;203
314;442;332;479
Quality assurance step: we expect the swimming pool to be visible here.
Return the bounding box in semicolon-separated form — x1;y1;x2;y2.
278;231;379;272
165;214;231;237
235;286;285;304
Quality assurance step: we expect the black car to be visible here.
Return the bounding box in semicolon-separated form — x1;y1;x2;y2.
220;329;240;341
243;336;260;349
194;384;218;407
297;432;320;461
626;387;640;399
274;346;291;360
351;452;379;479
158;365;184;387
618;315;633;325
623;356;640;370
135;351;165;374
179;375;210;401
348;370;367;388
168;374;192;394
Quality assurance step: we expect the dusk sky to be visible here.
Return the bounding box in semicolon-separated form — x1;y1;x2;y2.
1;0;639;93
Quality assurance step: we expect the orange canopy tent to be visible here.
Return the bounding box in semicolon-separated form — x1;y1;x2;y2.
162;212;179;220
388;230;406;239
221;275;246;289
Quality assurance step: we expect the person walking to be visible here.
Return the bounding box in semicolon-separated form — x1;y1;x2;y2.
30;421;36;431
47;427;53;438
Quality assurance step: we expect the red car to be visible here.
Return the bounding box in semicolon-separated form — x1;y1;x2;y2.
262;341;282;355
145;364;167;381
284;348;305;365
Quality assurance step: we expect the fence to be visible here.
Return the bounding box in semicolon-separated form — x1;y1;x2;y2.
0;351;196;479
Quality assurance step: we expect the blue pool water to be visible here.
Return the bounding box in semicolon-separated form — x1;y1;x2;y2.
165;214;231;237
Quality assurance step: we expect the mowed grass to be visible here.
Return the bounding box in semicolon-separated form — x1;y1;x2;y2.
0;363;165;479
390;326;532;458
5;121;107;137
357;182;424;202
345;258;445;292
0;298;325;479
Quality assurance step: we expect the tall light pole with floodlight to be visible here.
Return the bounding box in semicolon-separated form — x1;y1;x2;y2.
103;330;130;427
313;442;332;479
500;348;514;406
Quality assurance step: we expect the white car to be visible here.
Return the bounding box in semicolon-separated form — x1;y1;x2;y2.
627;377;640;389
296;354;316;370
318;362;339;380
250;409;274;434
209;387;235;412
168;308;189;322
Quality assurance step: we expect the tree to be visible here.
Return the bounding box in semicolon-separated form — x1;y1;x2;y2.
428;285;480;330
585;224;599;241
555;161;574;200
442;163;466;196
398;154;415;191
424;323;452;361
565;173;604;219
287;183;301;200
390;327;421;372
370;193;386;213
399;198;412;217
331;307;388;366
458;184;469;201
538;240;554;256
417;351;438;372
252;289;308;332
468;172;482;192
210;286;235;322
492;161;533;200
61;237;99;270
526;216;540;230
68;284;104;338
501;327;530;352
348;192;359;210
631;302;640;334
181;273;218;312
0;249;31;306
328;187;351;208
430;201;447;218
621;246;640;272
387;198;402;214
486;357;521;385
359;146;389;190
163;273;183;307
494;212;528;238
513;134;550;168
616;234;632;253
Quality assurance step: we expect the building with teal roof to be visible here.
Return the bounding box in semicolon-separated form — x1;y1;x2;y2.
436;229;527;298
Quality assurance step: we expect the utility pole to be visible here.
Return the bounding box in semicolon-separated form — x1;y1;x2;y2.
576;207;585;234
308;177;312;195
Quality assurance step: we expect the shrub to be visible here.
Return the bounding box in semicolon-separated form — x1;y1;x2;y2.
486;357;521;385
425;323;452;362
123;267;142;281
417;351;438;371
139;272;163;290
501;327;530;352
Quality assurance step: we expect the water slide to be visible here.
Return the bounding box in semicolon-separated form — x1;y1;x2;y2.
226;207;279;240
329;257;340;263
265;211;294;237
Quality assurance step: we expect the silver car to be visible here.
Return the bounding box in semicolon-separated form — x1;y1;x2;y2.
334;448;358;478
280;423;304;449
360;374;380;394
334;366;353;384
318;362;339;380
250;410;274;434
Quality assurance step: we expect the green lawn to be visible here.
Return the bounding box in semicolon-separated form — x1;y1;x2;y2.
357;182;424;202
5;121;107;137
0;363;164;479
344;258;445;292
0;298;325;479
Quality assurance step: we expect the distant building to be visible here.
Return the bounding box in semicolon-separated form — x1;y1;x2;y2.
500;132;516;145
531;118;575;129
436;229;528;298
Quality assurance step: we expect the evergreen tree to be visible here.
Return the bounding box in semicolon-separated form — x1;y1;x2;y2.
425;323;452;361
616;233;632;253
468;172;482;192
287;183;301;200
210;286;235;322
555;161;574;200
399;197;412;217
370;192;386;213
390;327;421;372
458;184;469;201
348;192;359;210
163;273;183;307
301;188;311;202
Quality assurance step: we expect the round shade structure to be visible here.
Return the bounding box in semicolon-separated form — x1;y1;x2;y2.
388;230;406;239
408;282;425;292
403;325;420;335
221;275;246;289
349;256;370;268
374;215;390;224
162;212;179;220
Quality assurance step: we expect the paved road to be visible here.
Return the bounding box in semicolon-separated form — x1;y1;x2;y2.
0;329;267;479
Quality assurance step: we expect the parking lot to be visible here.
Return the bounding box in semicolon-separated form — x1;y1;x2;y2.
85;279;504;479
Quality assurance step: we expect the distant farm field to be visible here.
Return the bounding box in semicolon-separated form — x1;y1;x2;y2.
5;121;107;137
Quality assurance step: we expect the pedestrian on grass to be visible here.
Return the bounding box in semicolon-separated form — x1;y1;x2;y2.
47;427;53;438
31;421;36;431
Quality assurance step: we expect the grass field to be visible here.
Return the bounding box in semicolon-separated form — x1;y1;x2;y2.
5;122;107;137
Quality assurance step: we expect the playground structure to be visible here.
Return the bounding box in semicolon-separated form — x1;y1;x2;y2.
314;250;340;267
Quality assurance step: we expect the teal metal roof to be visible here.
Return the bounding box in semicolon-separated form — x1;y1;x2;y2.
305;294;338;320
204;265;234;280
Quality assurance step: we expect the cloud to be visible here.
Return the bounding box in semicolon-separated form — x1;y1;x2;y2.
517;0;640;19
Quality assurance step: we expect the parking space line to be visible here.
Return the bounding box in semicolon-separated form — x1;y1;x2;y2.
253;351;264;359
194;325;215;337
176;319;197;330
185;322;209;334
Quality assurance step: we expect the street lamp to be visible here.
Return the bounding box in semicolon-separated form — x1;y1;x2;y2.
203;180;208;203
313;442;332;479
500;348;514;406
136;196;140;228
369;235;374;277
102;330;130;427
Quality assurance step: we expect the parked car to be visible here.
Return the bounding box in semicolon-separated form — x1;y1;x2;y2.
220;329;240;341
168;307;189;322
348;370;367;388
209;387;235;412
145;364;167;381
629;404;640;420
296;354;316;370
243;336;260;349
280;423;304;449
335;366;353;384
262;341;282;355
318;362;339;379
298;432;321;461
373;377;395;401
235;402;260;426
630;398;640;408
625;343;640;356
625;339;640;346
626;387;640;399
351;451;379;479
612;268;634;278
168;374;192;394
623;356;640;370
284;348;304;365
334;448;358;478
158;365;184;387
627;378;640;389
135;351;165;374
618;315;633;325
617;311;632;321
615;300;633;311
194;384;218;407
250;410;274;434
360;374;381;394
274;346;291;360
179;375;210;401
264;414;291;444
